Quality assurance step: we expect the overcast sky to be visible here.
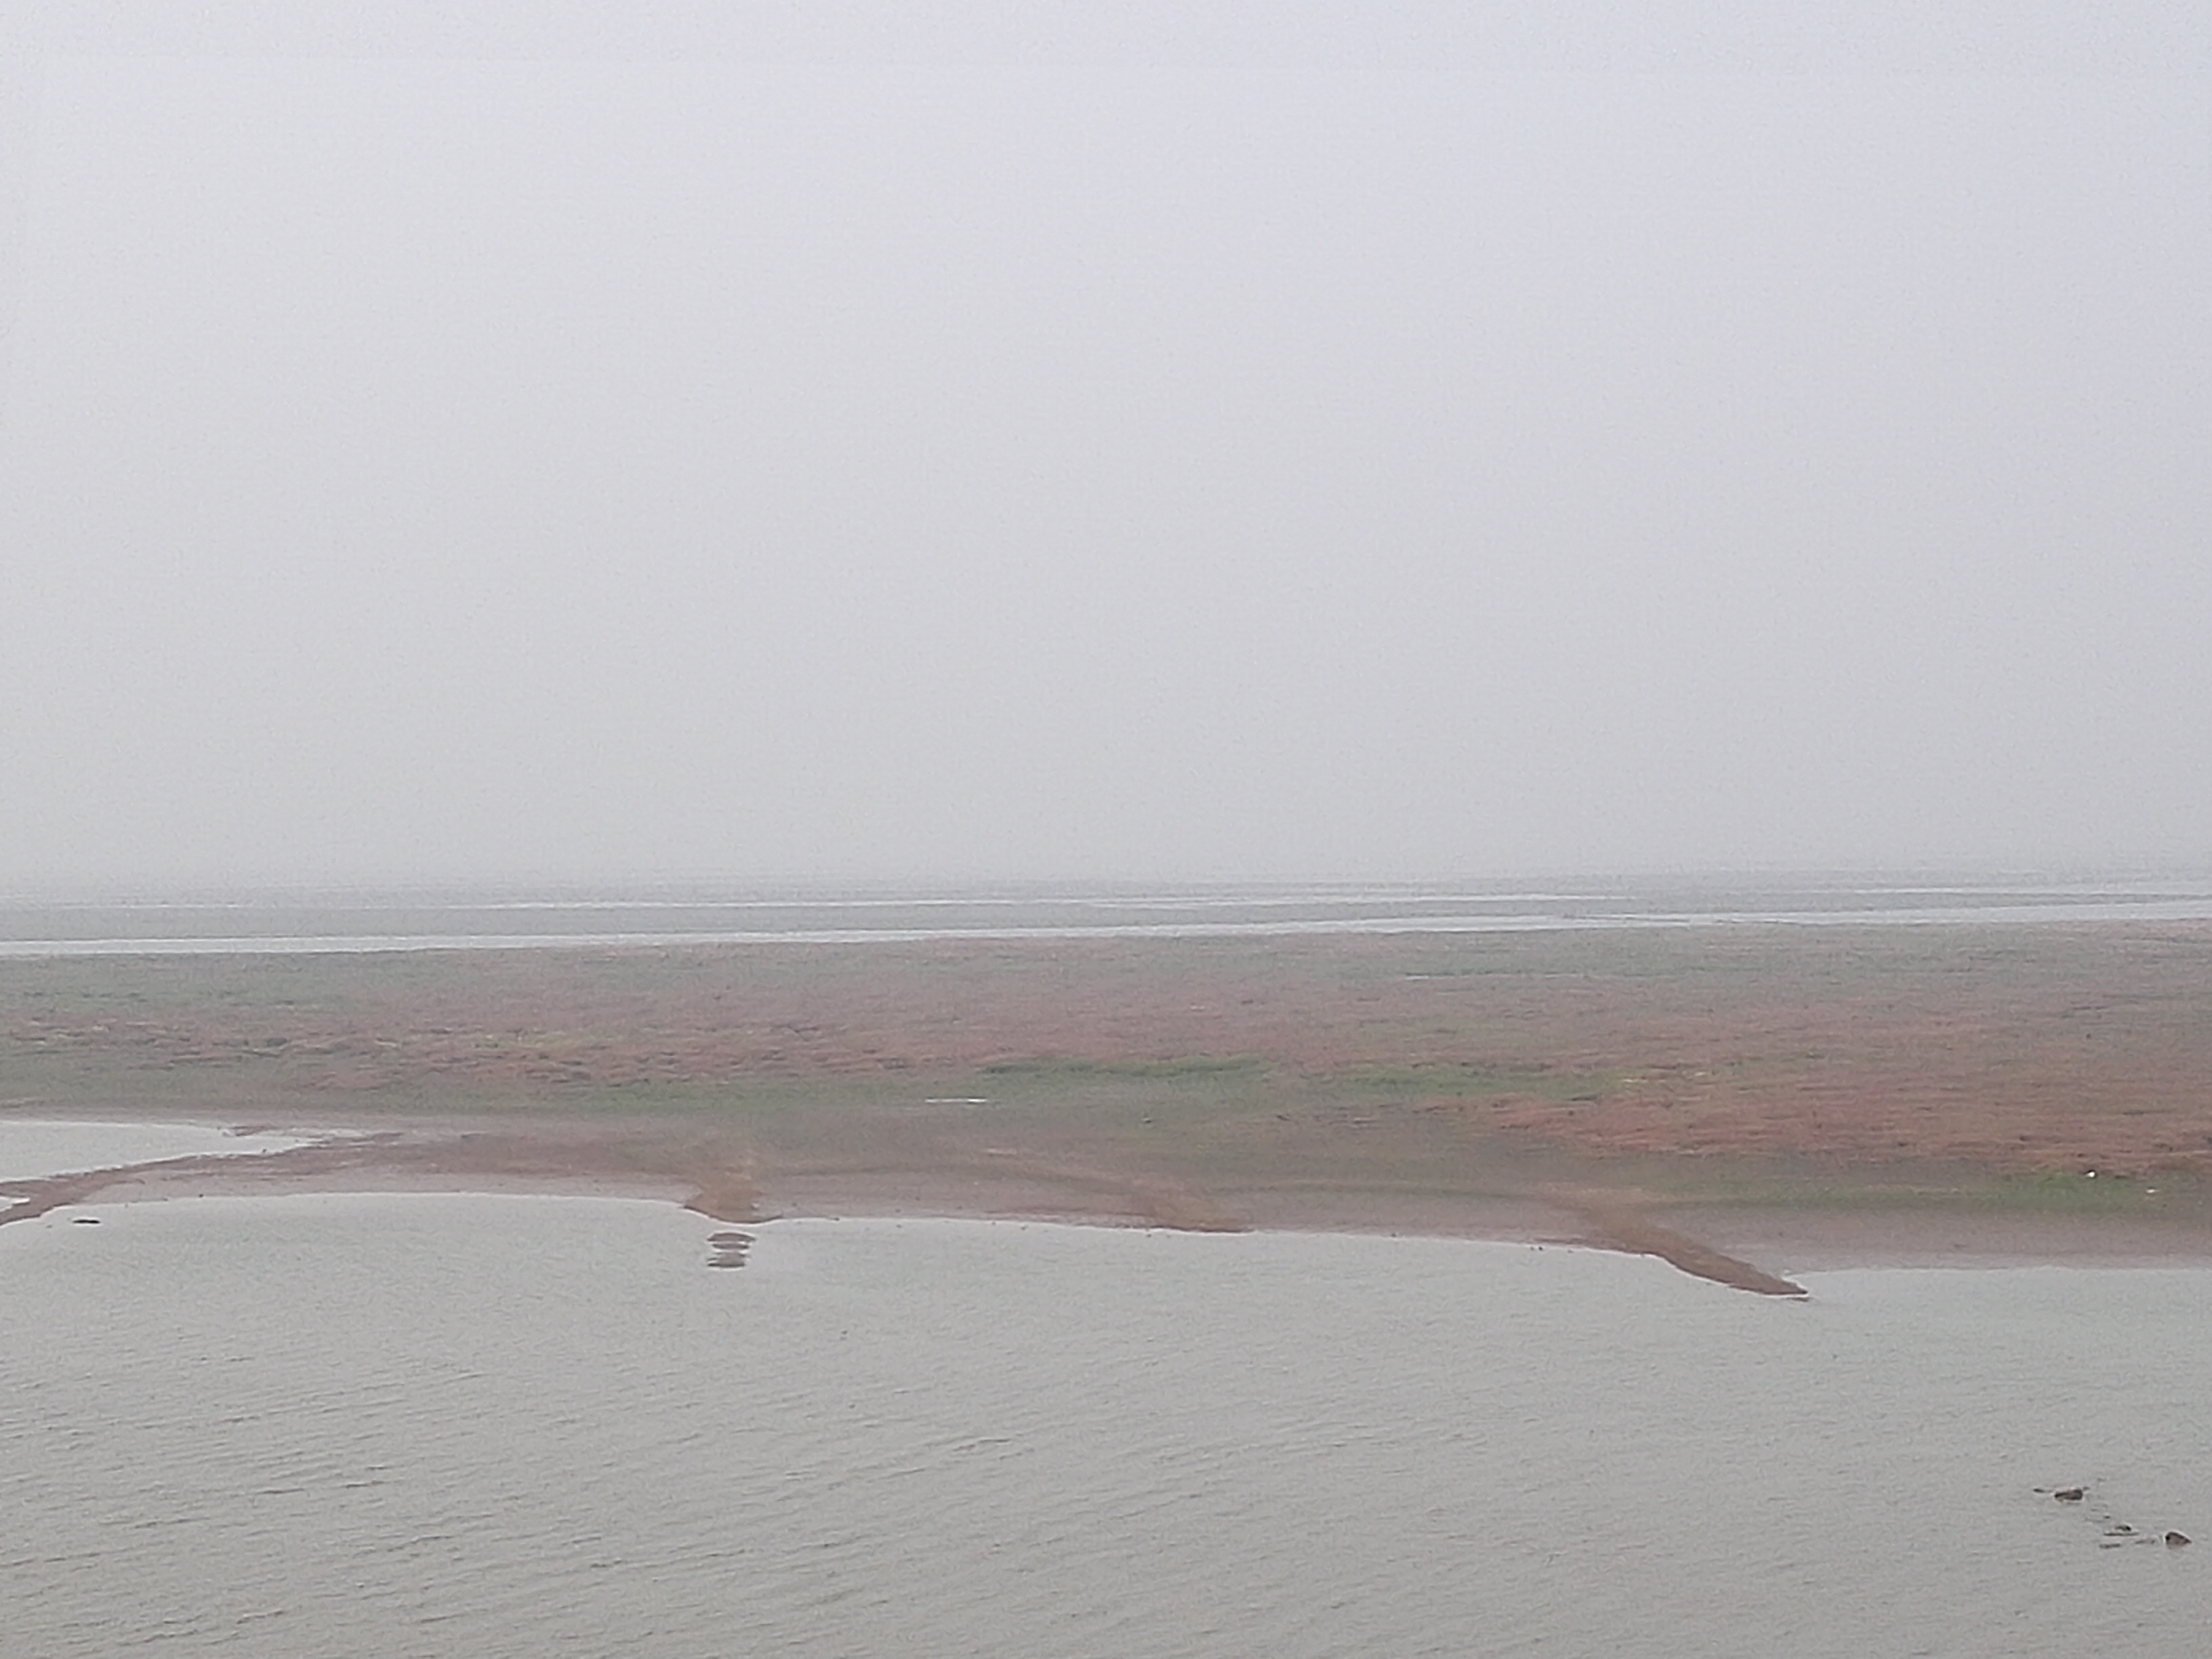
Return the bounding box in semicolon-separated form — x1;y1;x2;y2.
2;5;2207;891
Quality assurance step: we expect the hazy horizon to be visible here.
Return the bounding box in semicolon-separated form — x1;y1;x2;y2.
5;5;2207;892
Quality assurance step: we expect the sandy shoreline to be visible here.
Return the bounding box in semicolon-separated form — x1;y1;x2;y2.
9;1111;2211;1294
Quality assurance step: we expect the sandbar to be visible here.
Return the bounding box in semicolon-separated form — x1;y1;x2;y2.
6;924;2211;1291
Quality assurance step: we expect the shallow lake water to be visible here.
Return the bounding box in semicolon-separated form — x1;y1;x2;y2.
0;1119;306;1184
3;1193;2206;1657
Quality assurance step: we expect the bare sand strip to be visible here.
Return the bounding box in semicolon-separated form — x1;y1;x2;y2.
16;1120;2209;1296
0;1133;707;1226
0;1134;1262;1237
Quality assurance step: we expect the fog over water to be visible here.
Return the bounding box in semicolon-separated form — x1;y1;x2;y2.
3;4;2207;892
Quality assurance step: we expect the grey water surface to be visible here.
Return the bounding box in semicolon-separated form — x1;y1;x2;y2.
4;1195;2205;1658
6;879;2212;956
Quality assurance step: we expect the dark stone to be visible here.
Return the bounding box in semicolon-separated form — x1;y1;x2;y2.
2167;1532;2192;1547
71;1216;100;1225
2054;1488;2086;1502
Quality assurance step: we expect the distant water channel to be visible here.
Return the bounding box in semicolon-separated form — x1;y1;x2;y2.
5;1188;2206;1657
5;878;2212;955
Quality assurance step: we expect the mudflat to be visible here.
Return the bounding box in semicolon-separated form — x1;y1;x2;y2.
5;924;2211;1289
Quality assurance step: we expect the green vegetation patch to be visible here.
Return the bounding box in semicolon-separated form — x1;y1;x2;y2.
977;1054;1268;1082
1327;1060;1619;1101
1643;1167;2202;1217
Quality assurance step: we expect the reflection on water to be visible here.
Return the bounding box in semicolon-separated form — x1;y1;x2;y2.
3;1198;2205;1658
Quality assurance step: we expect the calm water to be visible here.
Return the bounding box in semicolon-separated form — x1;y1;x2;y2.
5;878;2212;955
4;1192;2206;1657
0;1120;306;1184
